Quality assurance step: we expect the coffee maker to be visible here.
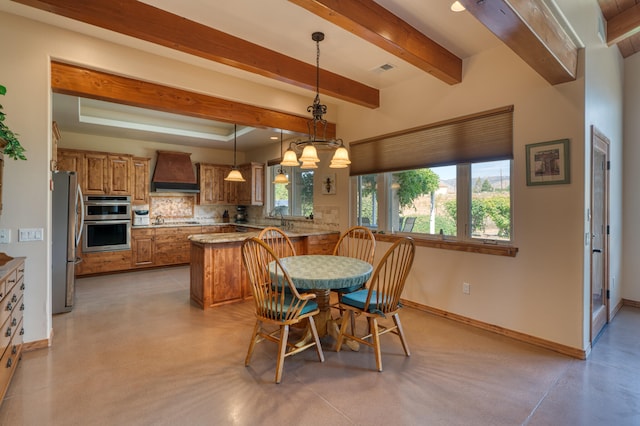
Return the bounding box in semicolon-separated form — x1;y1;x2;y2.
235;205;247;223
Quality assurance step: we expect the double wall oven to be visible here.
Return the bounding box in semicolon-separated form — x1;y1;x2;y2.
82;195;131;252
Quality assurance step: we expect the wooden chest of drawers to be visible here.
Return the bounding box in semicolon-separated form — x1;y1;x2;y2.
0;256;25;404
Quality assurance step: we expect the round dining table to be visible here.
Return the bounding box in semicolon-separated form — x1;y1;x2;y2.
273;255;373;339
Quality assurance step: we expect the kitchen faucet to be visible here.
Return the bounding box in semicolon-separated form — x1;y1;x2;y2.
270;208;286;228
154;214;164;225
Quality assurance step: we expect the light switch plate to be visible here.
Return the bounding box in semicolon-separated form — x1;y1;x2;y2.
19;228;44;242
0;229;10;244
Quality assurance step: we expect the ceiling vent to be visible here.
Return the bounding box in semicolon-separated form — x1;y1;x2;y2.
370;63;397;74
151;151;199;193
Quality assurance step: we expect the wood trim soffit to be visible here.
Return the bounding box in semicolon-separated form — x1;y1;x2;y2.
13;0;379;108
50;61;336;138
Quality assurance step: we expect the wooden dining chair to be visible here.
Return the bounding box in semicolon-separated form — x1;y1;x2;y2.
333;226;376;265
335;237;415;372
241;237;324;384
258;226;296;258
331;226;376;322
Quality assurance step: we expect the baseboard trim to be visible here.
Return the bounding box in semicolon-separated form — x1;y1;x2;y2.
402;299;587;360
622;298;640;308
22;338;50;352
23;329;53;352
612;299;624;318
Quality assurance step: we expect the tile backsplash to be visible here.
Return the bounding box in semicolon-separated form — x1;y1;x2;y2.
149;194;195;218
148;194;337;231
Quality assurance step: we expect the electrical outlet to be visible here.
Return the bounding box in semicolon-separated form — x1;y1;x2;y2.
0;229;10;244
463;282;471;295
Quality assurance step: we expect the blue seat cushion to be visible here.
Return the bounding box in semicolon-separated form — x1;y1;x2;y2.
263;296;318;318
341;289;396;312
341;289;374;310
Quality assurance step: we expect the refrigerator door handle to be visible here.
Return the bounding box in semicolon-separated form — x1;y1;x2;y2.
76;184;84;248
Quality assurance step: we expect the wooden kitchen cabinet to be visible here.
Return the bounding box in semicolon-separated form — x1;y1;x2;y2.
56;148;84;178
107;154;132;195
57;149;133;196
200;225;236;234
154;227;193;265
190;240;249;308
131;228;154;266
237;162;264;206
83;152;108;194
0;257;25;405
197;163;237;205
304;233;339;255
75;250;132;276
131;157;150;205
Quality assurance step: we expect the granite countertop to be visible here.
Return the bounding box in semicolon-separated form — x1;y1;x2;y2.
131;221;254;229
188;228;339;244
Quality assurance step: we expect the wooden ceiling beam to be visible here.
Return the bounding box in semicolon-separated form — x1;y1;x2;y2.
459;0;579;85
606;3;640;46
50;61;336;138
288;0;462;85
13;0;379;108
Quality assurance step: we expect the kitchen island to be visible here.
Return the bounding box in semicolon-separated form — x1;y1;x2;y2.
189;229;339;310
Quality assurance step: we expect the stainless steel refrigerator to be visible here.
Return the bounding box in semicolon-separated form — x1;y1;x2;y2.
52;171;83;314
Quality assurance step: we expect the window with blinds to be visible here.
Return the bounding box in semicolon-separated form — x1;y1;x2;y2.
351;106;514;245
349;106;513;176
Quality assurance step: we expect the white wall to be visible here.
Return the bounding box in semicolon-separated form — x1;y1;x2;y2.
337;42;587;349
0;11;318;344
578;0;625;349
59;131;241;173
0;0;627;353
622;53;640;301
333;0;624;351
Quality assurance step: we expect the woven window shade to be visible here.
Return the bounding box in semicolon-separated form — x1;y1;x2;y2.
349;106;514;176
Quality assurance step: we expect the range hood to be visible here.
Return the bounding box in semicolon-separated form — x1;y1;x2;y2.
151;151;199;193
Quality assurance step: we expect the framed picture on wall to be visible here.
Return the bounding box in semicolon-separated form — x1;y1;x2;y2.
525;139;570;186
322;173;336;195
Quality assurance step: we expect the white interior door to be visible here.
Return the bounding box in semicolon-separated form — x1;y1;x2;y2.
591;126;609;343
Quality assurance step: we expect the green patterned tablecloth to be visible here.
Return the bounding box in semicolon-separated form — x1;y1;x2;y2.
274;255;373;290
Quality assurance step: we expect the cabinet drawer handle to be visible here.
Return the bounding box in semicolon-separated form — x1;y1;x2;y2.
8;279;15;284
20;328;24;336
11;318;16;327
6;303;12;311
5;327;11;337
18;268;24;273
11;294;17;303
0;292;3;299
20;283;25;291
6;358;11;368
20;303;25;311
11;345;17;355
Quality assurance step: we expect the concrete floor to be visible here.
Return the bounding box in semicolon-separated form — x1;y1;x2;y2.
1;266;639;425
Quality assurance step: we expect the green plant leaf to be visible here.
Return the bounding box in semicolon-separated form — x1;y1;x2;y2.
0;83;27;160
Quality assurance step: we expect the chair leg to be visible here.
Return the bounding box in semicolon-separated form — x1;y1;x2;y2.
350;310;357;336
393;313;411;357
370;317;383;372
307;316;325;362
245;320;261;366
335;310;351;352
275;324;290;384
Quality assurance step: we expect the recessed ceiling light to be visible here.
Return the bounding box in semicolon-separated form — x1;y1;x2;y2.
270;136;278;140
451;1;466;12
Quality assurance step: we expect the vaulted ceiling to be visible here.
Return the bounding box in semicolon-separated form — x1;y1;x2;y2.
598;0;640;58
2;0;638;150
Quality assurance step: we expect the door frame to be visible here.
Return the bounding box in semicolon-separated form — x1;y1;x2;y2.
590;125;610;343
